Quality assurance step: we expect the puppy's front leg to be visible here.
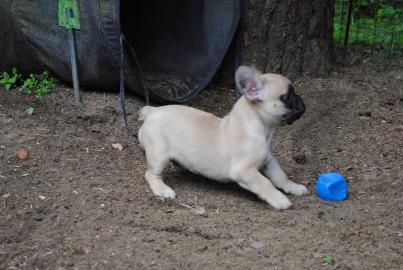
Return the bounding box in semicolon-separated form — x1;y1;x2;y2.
264;156;308;196
235;169;292;210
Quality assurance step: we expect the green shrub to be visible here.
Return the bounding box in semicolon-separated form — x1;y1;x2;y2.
20;71;58;101
0;67;21;90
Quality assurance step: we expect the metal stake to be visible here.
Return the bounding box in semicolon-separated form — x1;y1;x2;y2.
66;8;80;105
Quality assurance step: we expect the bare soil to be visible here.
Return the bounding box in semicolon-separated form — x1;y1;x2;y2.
1;64;402;270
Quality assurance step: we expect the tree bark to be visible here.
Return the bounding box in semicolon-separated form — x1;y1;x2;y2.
240;0;336;77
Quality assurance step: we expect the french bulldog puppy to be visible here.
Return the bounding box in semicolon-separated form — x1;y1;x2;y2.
138;65;308;210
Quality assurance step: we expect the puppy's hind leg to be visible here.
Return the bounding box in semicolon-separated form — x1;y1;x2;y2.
144;146;176;199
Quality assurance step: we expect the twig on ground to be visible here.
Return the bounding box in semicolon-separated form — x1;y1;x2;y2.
179;196;208;217
6;153;17;160
5;165;21;168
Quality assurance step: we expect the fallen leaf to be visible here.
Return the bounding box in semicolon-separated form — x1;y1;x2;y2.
343;165;353;171
302;180;311;186
17;149;28;160
111;143;123;151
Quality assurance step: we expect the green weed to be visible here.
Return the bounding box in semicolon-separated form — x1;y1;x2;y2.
323;254;334;265
1;68;58;101
24;107;34;116
0;67;21;91
20;71;58;101
1;68;58;114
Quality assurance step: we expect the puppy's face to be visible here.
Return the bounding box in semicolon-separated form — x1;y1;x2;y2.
235;66;305;126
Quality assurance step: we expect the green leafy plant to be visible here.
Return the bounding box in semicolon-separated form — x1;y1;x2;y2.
0;67;21;90
1;68;58;115
24;107;34;116
323;254;334;265
20;70;57;101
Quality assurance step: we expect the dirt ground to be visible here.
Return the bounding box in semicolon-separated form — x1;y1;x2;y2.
0;63;402;270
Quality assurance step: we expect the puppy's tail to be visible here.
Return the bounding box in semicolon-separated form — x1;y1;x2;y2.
138;106;154;121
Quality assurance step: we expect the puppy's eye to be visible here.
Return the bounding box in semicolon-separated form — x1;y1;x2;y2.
280;93;289;102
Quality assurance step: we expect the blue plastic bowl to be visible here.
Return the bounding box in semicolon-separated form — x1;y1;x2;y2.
316;172;348;202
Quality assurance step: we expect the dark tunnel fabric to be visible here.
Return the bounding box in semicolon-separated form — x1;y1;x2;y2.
0;0;241;103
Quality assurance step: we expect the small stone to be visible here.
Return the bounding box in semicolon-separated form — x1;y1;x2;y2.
78;264;90;270
73;246;89;256
251;240;264;250
61;261;74;267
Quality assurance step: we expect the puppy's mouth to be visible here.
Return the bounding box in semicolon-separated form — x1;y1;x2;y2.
282;111;303;125
281;93;305;125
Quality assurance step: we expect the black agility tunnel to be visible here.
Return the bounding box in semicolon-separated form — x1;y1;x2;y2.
0;1;241;102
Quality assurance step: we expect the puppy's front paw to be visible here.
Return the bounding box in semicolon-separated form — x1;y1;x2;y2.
287;183;309;196
150;183;177;199
157;187;176;199
266;191;293;210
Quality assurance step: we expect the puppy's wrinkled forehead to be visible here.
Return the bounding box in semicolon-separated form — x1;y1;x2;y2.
235;66;294;102
261;73;291;96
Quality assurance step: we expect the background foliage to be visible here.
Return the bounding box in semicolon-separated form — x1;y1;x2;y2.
334;0;402;59
334;0;402;45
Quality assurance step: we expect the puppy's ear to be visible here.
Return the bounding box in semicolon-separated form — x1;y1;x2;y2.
235;65;268;101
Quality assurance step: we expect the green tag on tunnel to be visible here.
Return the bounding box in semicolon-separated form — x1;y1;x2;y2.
58;0;80;29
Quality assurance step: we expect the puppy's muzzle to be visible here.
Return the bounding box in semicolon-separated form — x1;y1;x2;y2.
281;87;305;125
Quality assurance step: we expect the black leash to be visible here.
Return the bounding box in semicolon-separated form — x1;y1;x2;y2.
234;0;244;100
119;34;132;134
119;34;150;135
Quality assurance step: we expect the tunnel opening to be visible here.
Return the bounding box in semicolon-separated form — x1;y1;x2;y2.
121;0;241;102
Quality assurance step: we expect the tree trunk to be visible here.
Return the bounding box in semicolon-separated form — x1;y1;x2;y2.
240;0;336;77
